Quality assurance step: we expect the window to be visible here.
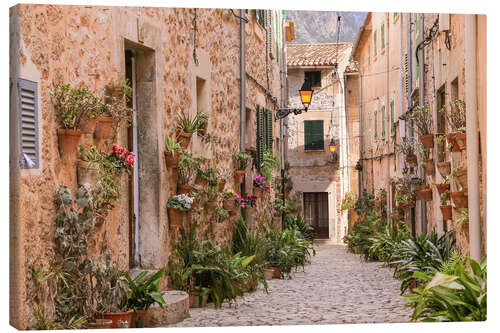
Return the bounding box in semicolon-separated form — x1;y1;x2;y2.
304;120;324;151
256;105;273;167
381;104;386;138
374;109;378;139
305;71;321;88
18;79;39;169
256;10;265;27
381;23;385;50
373;31;377;56
390;99;395;135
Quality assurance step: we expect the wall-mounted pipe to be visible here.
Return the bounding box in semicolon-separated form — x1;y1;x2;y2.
239;9;246;152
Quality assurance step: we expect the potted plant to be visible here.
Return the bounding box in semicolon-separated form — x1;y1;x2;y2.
440;100;466;152
126;268;166;328
164;135;182;168
195;165;214;187
205;185;219;212
451;164;468;190
52;84;101;157
222;189;237;211
440;190;452;220
451;190;468;209
253;175;270;198
176;110;199;149
454;208;470;239
167;194;194;227
409;104;434;149
195;110;210;136
435;135;451;177
177;153;199;194
97;79;133;140
396;137;418;166
233;151;252;184
91;254;133;328
283;176;293;198
78;145;100;186
213;207;229;232
416;183;433;201
434;178;450;195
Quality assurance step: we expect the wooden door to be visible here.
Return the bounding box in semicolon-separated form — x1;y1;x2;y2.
303;192;329;239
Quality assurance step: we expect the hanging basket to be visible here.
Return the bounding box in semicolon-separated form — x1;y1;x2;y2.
234;170;245;184
455;132;467;151
419;134;434;149
77;160;97;186
436;161;451;178
57;128;82;158
177;131;192;150
451;190;468;208
94;116;114;139
405;155;418;166
80;116;98;134
218;179;226;192
440;205;452;220
164;151;180;168
455;168;468;190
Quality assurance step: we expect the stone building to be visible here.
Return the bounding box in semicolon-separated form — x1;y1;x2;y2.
346;12;486;257
285;43;352;243
9;5;290;329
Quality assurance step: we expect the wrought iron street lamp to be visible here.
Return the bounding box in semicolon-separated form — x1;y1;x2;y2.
275;78;314;120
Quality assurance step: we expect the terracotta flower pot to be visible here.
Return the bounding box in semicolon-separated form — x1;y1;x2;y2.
263;268;274;280
218;179;226;192
168;208;185;227
437;161;451;178
435;183;450;196
405;155;418;166
205;201;217;212
447;132;461;152
390;211;403;221
223;198;235;211
80;116;98;134
57;128;82;158
189;293;208;308
229;209;237;217
451;190;468;208
94;116;114;139
178;131;192;149
419;134;434;149
272;267;281;279
234;170;245;184
455;168;468;190
133;309;149;328
374;199;381;208
77;160;97;186
177;184;193;195
253;187;264;198
416;186;433;201
98;309;134;328
195;175;208;187
87;319;113;329
164;151;180;168
455;132;467;151
440;205;452;220
424;159;435;175
284;189;291;198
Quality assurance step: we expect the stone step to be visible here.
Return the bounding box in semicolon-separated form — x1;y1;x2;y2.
148;290;189;326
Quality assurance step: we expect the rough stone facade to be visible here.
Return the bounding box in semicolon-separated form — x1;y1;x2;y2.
10;5;286;329
347;12;486;255
285;43;352;243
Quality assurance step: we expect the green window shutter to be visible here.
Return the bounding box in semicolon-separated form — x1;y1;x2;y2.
256;10;265;27
266;109;273;149
374;31;377;56
381;105;386;138
390;99;395;135
275;11;279;64
256;105;264;168
374;110;378;139
381;23;385;49
304;120;324;151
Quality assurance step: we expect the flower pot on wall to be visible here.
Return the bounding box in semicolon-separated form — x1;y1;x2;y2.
405;155;418;166
223;198;235;211
446;132;461;152
168;208;185;227
234;170;245;184
164;151;180;168
57;128;82;158
455;132;467;151
98;309;134;328
419;134;434;149
205;201;217;212
435;183;450;197
94;116;114;139
451;190;468;208
455;168;468;190
416;186;433;201
80;117;98;134
77;160;97;186
440;205;452;220
218;179;226;192
424;159;435;175
177;184;193;195
253;187;264;198
436;161;451;178
178;132;192;149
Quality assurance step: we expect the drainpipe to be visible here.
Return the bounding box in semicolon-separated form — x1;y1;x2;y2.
465;14;481;261
358;70;364;194
418;13;427;234
386;12;391;223
239;9;246;152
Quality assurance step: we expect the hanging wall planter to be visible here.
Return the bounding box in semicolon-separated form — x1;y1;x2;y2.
57;128;82;158
405;154;418;166
177;184;193;195
419;134;434;149
80;117;98;134
223;198;236;211
436;161;451;178
451;190;468;208
455;132;467;151
455;168;468;190
77;160;97;186
168;208;185;228
446;132;461;152
234;170;245;184
435;183;450;196
440;205;452;220
177;132;192;150
424;159;435;175
164;151;180;168
253;187;265;198
416;185;433;201
218;178;226;192
95;116;114;139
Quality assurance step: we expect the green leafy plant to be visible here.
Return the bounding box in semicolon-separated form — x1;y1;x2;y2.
166;194;194;211
127;268;166;310
194;110;210;129
177;153;200;184
232;151;252;170
213;207;230;222
440;100;466;133
176;110;199;133
107;78;133;98
261;149;280;183
454;208;469;228
165;136;182;156
409;104;433;135
103;79;134;127
396;137;417;156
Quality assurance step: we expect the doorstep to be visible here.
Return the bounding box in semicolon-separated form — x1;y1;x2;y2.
148;290;189;326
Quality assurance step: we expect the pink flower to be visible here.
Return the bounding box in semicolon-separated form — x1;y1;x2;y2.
112;144;119;152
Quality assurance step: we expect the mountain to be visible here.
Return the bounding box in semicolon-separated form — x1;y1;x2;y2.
285;11;367;44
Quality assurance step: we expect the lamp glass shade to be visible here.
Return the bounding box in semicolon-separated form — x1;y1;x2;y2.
299;89;313;107
328;138;336;152
329;145;336;153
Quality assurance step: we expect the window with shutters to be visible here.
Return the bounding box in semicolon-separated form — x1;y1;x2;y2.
381;23;385;50
304;120;324;151
404;53;409;95
390;99;395;135
381;104;386;138
17;79;39;169
256;106;273;168
374;109;378;139
305;71;321;88
373;31;377;56
256;10;265;28
267;10;274;59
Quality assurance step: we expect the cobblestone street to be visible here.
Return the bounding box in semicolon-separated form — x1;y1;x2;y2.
169;244;411;327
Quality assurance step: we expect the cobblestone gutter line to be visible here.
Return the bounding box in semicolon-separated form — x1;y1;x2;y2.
168;244;411;327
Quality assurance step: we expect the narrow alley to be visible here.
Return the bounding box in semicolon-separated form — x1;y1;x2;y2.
170;244;410;327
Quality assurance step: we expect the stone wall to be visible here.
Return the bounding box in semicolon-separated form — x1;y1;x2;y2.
10;5;283;329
